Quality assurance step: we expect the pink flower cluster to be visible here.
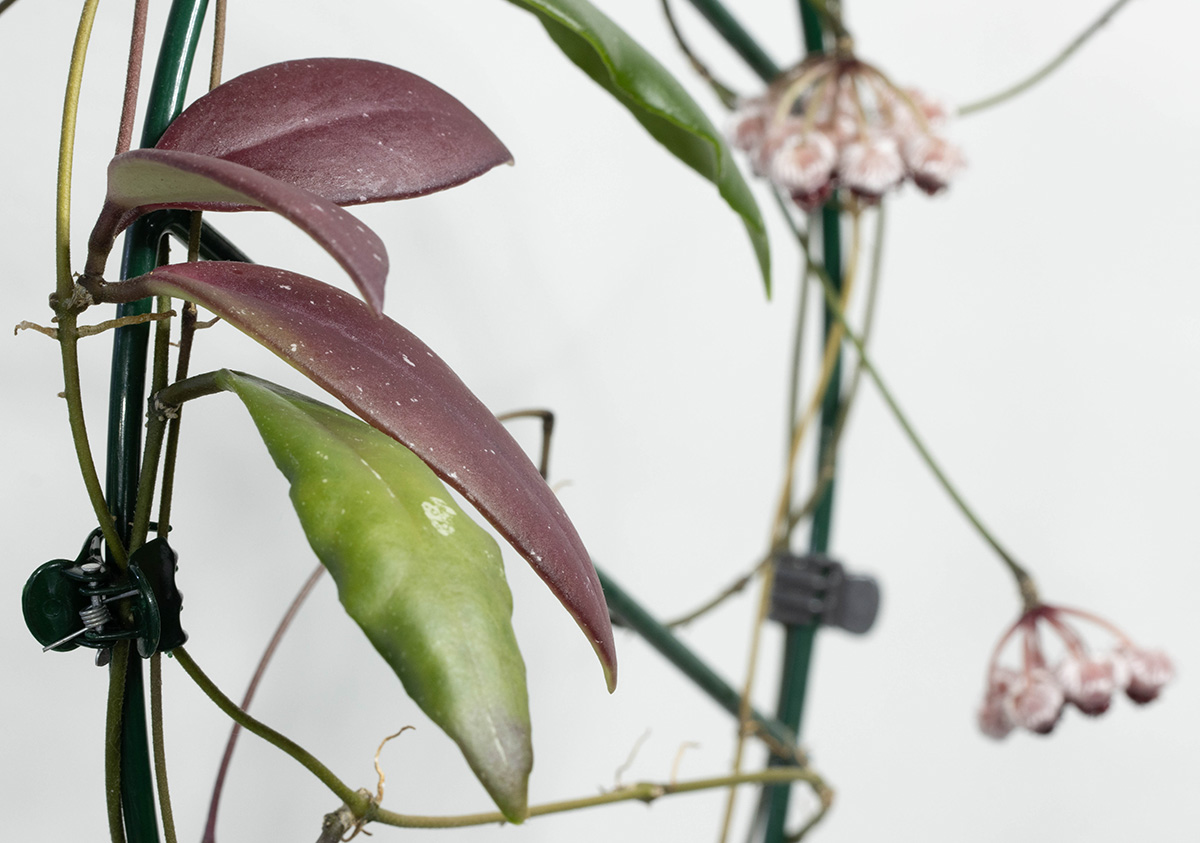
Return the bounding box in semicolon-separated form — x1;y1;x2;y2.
978;604;1174;739
728;56;964;210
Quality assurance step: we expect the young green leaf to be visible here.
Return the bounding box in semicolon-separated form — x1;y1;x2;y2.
112;261;617;692
155;58;513;207
86;149;389;312
502;0;770;291
213;370;531;820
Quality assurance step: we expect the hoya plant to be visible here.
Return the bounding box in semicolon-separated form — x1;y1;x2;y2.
5;0;1191;841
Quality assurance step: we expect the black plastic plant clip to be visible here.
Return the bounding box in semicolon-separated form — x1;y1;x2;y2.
22;528;187;665
769;552;880;634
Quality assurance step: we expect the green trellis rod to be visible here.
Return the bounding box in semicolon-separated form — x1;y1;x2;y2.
106;1;209;840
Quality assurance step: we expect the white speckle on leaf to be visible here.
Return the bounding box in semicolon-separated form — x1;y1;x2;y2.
402;354;415;367
422;497;456;536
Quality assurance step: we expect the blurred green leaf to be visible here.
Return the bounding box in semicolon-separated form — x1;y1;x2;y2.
215;369;531;821
504;0;770;291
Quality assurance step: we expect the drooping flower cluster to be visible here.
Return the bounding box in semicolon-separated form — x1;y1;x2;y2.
728;54;965;210
978;604;1174;739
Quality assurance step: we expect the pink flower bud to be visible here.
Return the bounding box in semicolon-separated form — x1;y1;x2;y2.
978;667;1020;739
902;133;965;195
1120;646;1175;704
769;129;837;205
728;98;770;155
1005;669;1065;735
1055;654;1119;716
838;132;905;200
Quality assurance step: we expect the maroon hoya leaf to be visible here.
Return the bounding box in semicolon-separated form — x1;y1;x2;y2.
85;149;389;312
112;261;617;691
155;58;513;207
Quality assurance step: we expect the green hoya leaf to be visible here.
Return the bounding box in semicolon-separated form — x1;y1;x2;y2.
503;0;770;291
214;369;532;821
117;261;617;692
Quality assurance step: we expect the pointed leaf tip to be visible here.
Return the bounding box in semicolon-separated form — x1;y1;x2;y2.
215;371;531;818
134;262;617;690
156;58;514;206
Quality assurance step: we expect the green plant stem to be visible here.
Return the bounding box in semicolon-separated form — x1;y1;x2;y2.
682;0;780;82
784;226;813;480
149;654;178;843
598;568;801;758
115;0;148;156
56;0;127;567
366;767;826;829
810;269;1040;609
129;294;173;552
106;642;131;843
172;647;368;814
957;0;1135;116
153;370;225;407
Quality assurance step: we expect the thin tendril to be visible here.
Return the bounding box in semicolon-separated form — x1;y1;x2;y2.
810;262;1040;608
202;565;326;843
660;0;740;108
958;0;1136;116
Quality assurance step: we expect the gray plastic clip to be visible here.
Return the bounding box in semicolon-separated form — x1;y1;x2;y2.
769;553;880;634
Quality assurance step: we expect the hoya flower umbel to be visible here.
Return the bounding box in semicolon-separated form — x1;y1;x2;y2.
729;55;964;209
978;604;1173;739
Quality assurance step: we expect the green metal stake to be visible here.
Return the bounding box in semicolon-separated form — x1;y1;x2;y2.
106;1;209;840
759;6;840;841
598;568;798;753
683;0;781;81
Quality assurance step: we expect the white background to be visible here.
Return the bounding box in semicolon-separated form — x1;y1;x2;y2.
2;1;1197;841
